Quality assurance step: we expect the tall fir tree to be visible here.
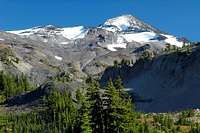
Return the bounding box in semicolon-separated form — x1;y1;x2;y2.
46;89;77;133
75;88;92;133
87;81;104;133
114;76;124;92
80;94;92;133
104;78;135;133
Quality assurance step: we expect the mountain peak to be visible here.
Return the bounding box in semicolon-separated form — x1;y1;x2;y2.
104;15;137;31
104;14;160;33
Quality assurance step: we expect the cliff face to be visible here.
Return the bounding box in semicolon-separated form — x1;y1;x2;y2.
101;45;200;112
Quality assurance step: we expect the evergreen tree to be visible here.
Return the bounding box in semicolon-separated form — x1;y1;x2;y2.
80;96;92;133
46;89;77;133
75;88;92;133
104;79;135;133
114;60;119;68
114;76;126;98
87;81;104;133
75;89;84;133
0;71;32;100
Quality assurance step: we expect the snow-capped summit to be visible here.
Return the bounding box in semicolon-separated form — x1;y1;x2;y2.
103;15;159;33
101;15;185;48
104;15;133;31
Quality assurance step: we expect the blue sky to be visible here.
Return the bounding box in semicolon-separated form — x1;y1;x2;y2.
0;0;199;41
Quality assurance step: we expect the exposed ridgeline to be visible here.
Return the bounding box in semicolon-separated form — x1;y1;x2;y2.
101;43;200;112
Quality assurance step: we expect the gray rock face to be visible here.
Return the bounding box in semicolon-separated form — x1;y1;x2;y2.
101;45;200;112
132;49;200;112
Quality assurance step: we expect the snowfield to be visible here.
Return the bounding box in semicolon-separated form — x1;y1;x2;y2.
8;28;37;36
0;38;5;41
61;26;87;40
121;32;157;43
107;43;127;51
55;56;62;61
106;36;127;51
162;34;184;47
100;25;119;32
60;42;69;45
120;32;183;47
7;25;87;40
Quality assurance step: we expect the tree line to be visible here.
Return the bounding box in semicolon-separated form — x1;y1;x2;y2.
1;75;200;133
1;77;143;133
0;71;31;102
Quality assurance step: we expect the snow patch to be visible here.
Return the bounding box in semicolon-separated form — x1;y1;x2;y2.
117;36;125;43
100;26;119;32
55;56;62;61
121;32;157;43
61;26;86;40
106;36;127;51
43;39;48;43
107;43;127;51
7;28;40;36
162;34;184;47
0;38;4;41
60;42;69;45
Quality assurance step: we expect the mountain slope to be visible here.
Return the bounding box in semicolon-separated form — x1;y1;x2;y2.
101;44;200;112
127;46;200;112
